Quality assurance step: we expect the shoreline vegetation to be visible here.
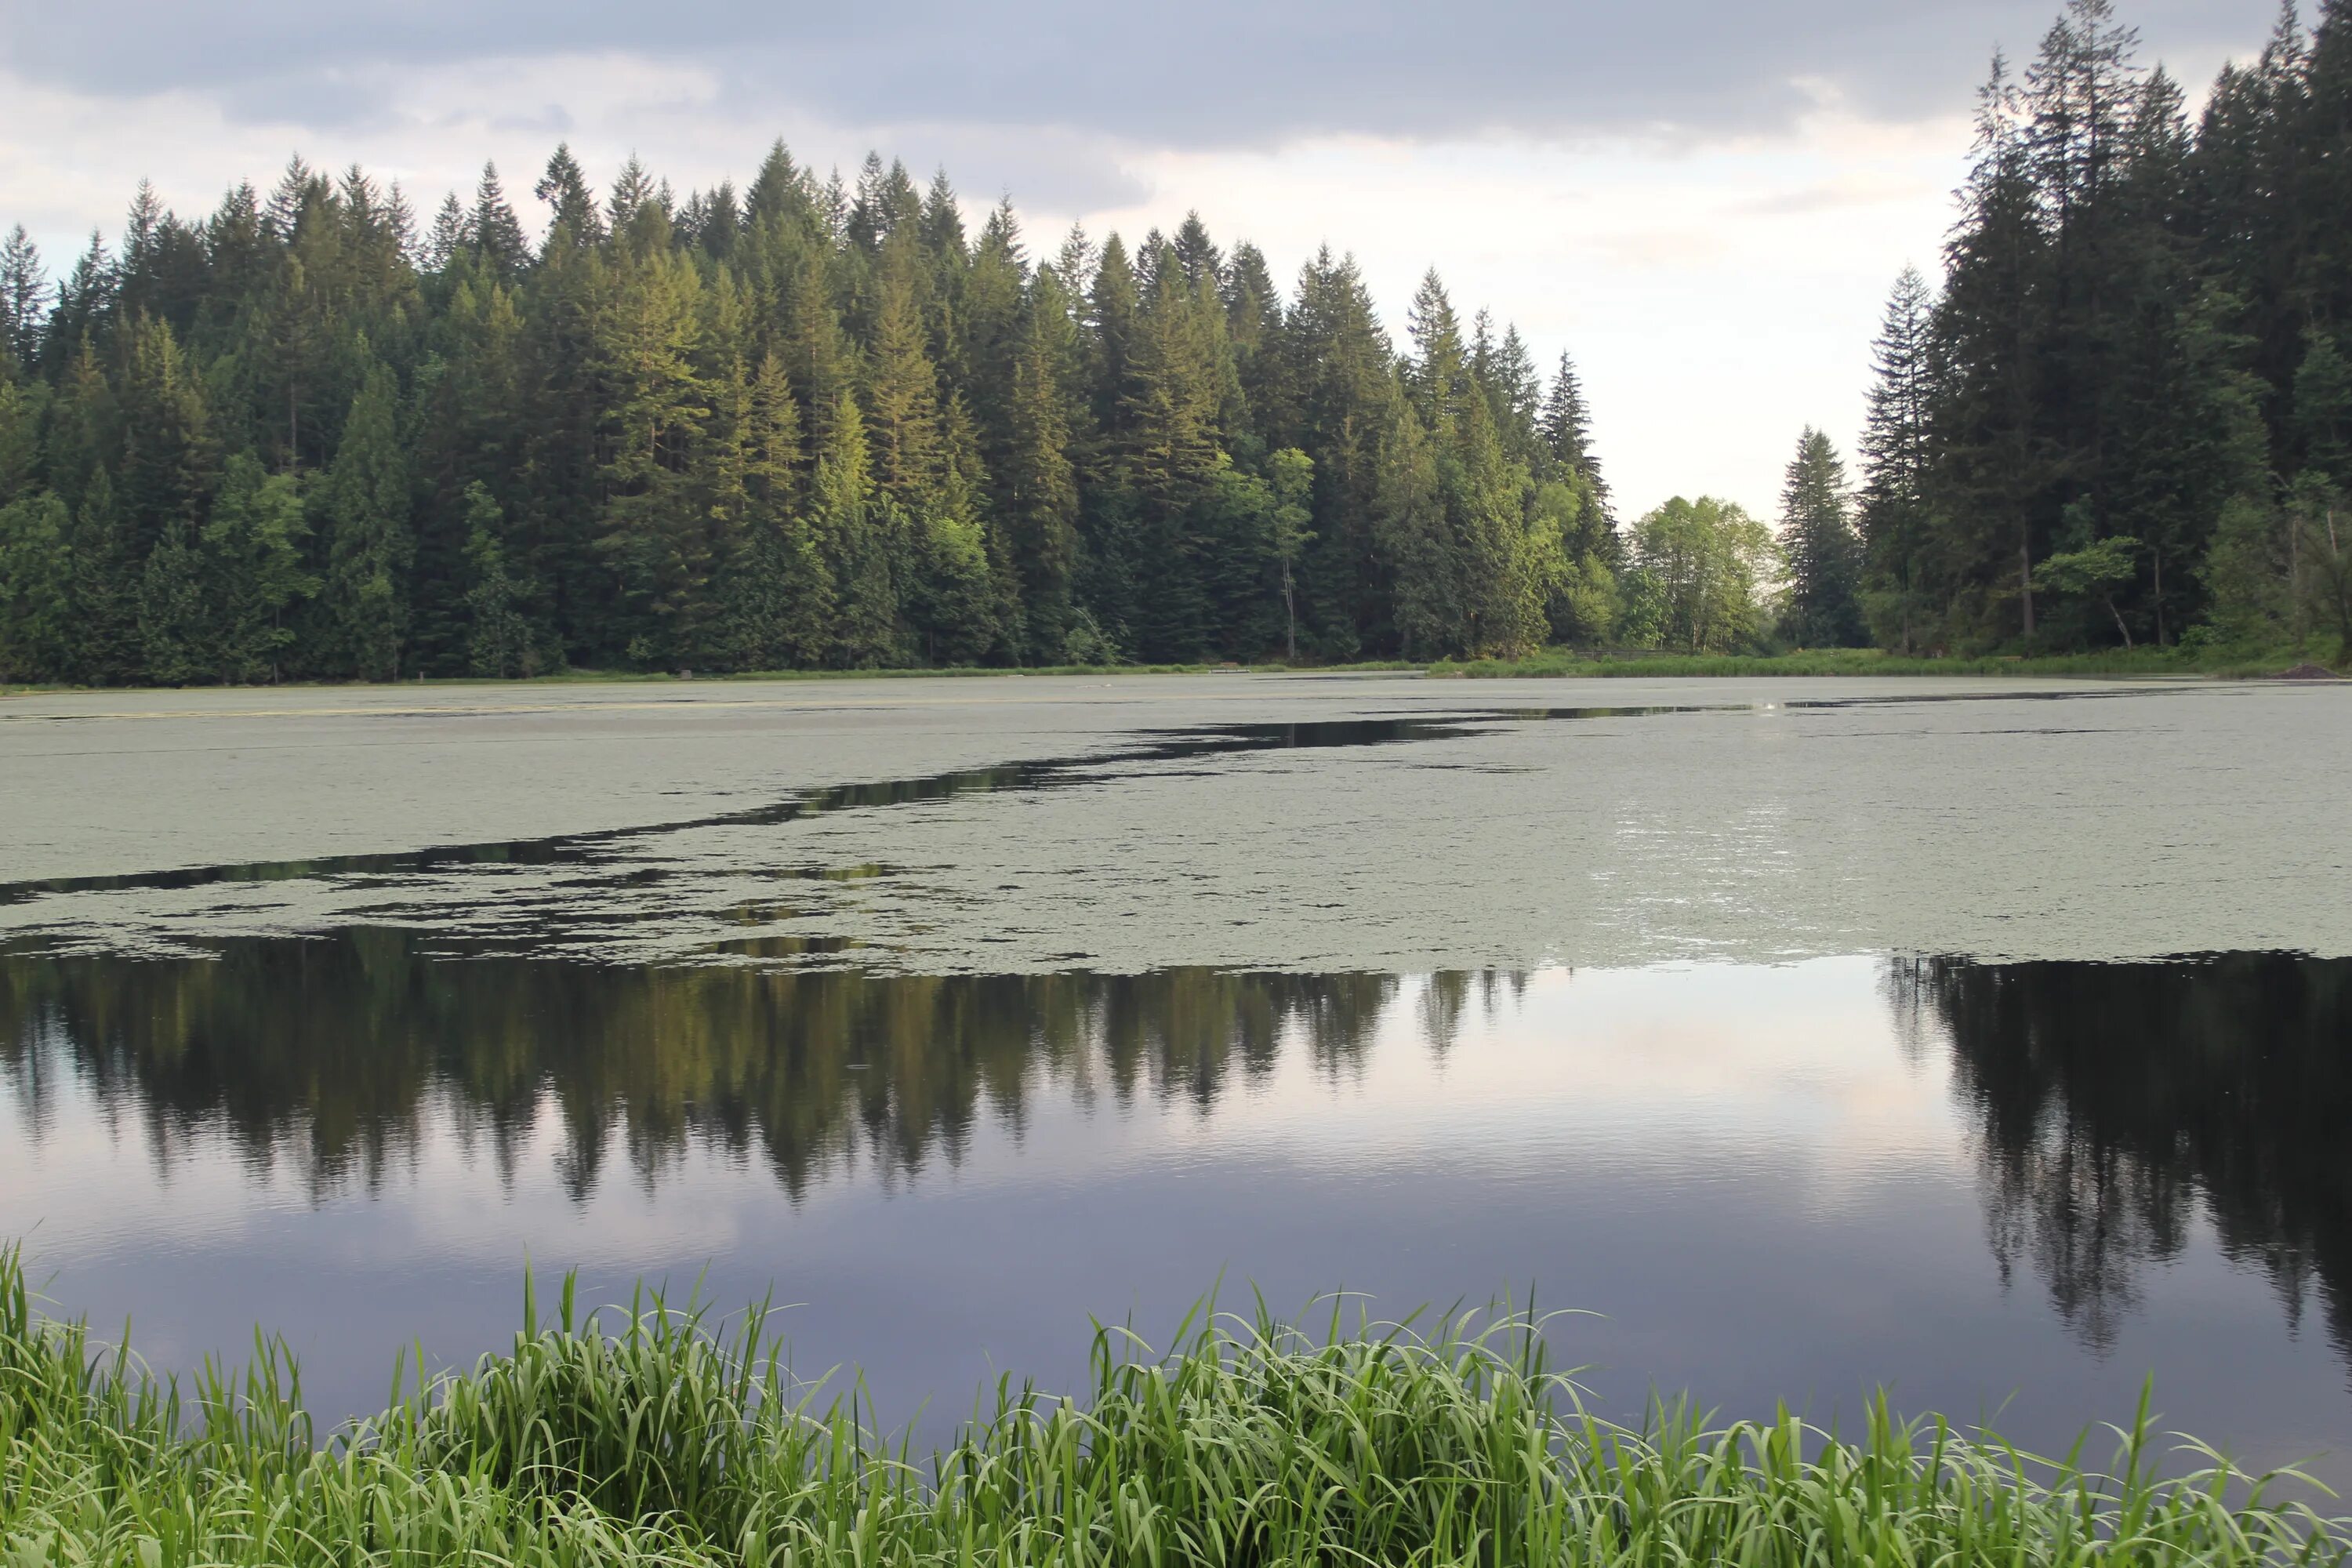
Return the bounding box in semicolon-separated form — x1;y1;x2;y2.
0;646;2339;699
3;1255;2345;1568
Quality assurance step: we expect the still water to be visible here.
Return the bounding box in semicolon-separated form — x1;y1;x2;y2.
2;676;2348;1479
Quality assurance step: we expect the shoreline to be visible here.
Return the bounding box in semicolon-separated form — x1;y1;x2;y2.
4;647;2339;699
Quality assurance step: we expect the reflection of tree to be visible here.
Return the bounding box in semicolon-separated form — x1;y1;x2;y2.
0;936;1411;1203
1904;954;2352;1361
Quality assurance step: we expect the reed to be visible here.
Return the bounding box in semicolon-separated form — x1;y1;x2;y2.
2;1250;2343;1566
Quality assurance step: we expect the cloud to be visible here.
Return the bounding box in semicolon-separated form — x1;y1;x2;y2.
0;0;2270;151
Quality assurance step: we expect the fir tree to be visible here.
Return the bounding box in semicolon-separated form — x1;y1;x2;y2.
533;143;604;252
1538;352;1611;530
1858;267;1937;652
201;451;314;683
321;360;413;678
461;483;535;677
1778;427;1866;648
468;163;529;276
0;226;44;368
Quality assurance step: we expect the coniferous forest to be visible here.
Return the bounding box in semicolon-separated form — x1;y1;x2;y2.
0;143;1617;683
0;0;2347;685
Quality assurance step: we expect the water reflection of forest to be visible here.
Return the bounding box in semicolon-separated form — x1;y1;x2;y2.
0;934;1417;1199
5;940;2346;1370
1897;953;2352;1366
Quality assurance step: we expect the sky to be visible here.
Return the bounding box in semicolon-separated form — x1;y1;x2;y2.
0;0;2287;521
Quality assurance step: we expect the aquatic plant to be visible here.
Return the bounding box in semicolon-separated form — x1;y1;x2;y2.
2;1249;2343;1566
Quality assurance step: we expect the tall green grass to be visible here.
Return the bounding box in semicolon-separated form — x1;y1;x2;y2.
2;1250;2343;1566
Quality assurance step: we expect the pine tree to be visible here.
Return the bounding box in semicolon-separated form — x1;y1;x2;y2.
1538;352;1611;532
114;313;216;558
0;138;1686;679
999;276;1081;660
1406;270;1468;430
591;243;707;663
468;163;529;276
461;483;535;677
424;194;466;273
813;393;897;665
1778;427;1866;647
0;227;44;368
720;353;832;668
1858;267;1937;652
321;360;414;677
137;517;207;684
0;491;71;681
201;452;314;683
66;471;143;684
534;143;604;252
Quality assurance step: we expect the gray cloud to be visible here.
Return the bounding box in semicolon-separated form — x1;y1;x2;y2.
0;0;2279;148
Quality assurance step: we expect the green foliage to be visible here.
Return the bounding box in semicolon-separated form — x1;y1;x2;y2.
2034;535;2143;621
0;161;1626;685
201;453;315;683
461;484;535;678
2;1247;2343;1567
0;491;71;679
1855;0;2352;656
2290;476;2352;659
321;359;413;679
1624;496;1780;653
1777;426;1865;647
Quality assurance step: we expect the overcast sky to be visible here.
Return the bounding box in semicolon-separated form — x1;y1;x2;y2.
0;0;2284;521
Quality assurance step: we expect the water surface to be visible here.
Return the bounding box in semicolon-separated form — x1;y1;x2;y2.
2;675;2348;1480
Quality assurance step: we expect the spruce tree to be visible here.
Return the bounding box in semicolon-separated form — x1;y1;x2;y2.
201;451;314;682
468;163;530;277
1858;267;1936;652
321;360;414;678
1538;352;1611;531
0;491;71;681
1778;427;1867;648
0;226;43;368
462;483;535;677
533;143;604;252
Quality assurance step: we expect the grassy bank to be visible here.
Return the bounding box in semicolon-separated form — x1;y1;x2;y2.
1430;646;2341;680
2;1256;2342;1566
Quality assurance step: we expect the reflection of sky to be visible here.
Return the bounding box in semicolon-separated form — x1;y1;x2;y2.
5;955;2346;1488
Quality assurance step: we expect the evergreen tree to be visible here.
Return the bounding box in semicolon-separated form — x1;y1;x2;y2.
201;451;314;682
461;483;535;677
1538;352;1611;532
533;143;604;252
1858;267;1937;652
997;274;1081;661
0;226;44;368
468;163;530;277
0;491;71;681
321;360;413;677
0;136;1676;681
590;243;707;663
1778;427;1866;647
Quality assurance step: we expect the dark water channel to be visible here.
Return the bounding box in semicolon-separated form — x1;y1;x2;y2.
5;936;2350;1481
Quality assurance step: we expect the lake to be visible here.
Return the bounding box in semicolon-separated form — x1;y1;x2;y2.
3;674;2349;1479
